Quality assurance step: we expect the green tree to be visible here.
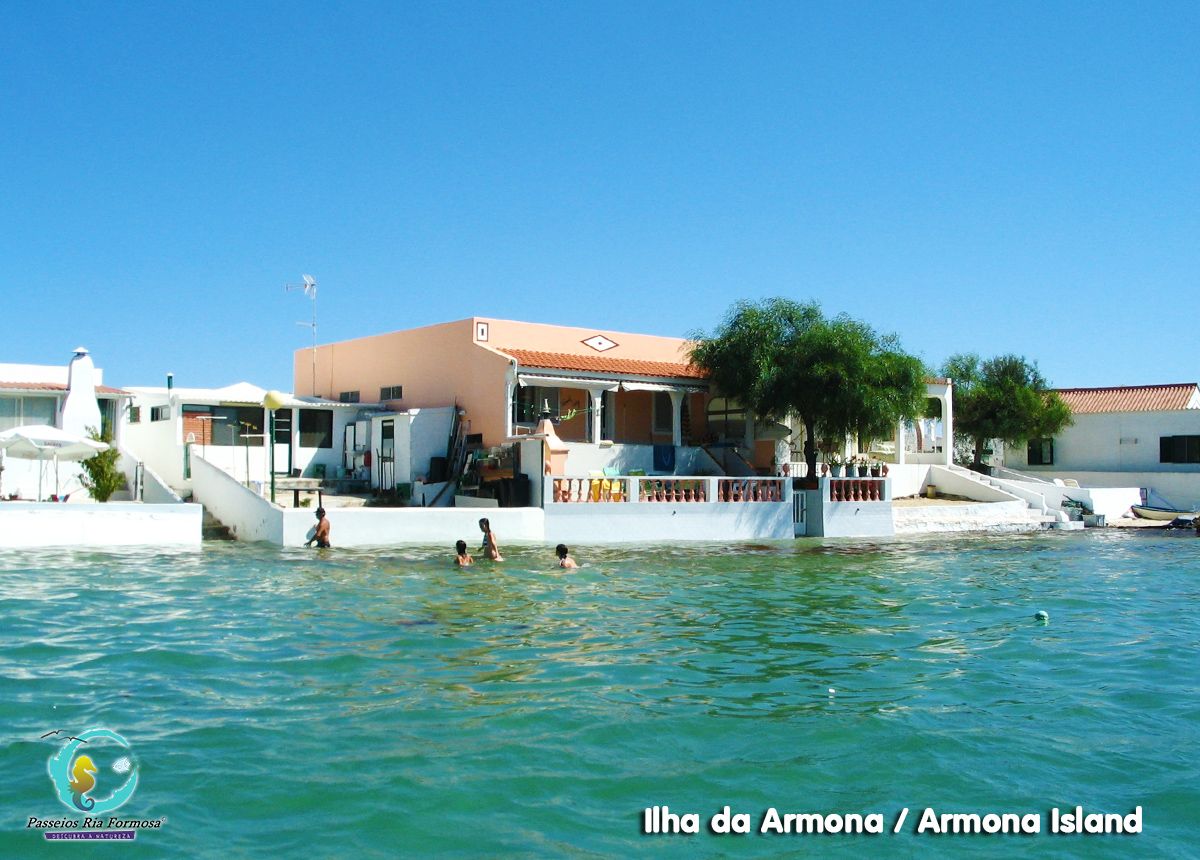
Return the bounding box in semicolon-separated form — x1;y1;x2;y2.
689;298;927;482
79;427;124;502
940;353;1072;469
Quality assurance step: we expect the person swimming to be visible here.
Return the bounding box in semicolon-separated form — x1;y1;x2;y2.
555;544;578;569
455;539;474;566
479;518;503;561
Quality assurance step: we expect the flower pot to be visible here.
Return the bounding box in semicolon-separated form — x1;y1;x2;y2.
857;466;869;477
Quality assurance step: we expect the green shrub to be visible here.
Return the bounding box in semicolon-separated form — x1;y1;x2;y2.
80;427;124;503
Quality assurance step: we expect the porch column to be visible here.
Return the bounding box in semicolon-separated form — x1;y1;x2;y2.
588;388;605;443
669;390;684;447
504;375;515;438
896;419;907;465
941;391;954;467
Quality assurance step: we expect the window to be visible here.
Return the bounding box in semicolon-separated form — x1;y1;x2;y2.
513;386;559;425
150;405;171;422
652;391;673;434
1160;435;1200;464
181;404;264;446
128;405;142;424
98;398;116;438
380;385;403;401
299;409;333;448
1027;438;1054;465
339;391;360;404
0;395;58;430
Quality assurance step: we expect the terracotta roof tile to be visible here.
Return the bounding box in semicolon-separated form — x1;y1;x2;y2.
1054;383;1200;414
498;348;706;380
0;381;128;396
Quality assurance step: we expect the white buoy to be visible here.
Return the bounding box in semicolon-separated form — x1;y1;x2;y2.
828;688;836;695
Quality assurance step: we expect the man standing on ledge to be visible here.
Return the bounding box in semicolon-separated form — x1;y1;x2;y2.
307;507;331;548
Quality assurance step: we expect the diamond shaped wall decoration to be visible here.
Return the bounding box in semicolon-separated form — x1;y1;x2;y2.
582;334;618;352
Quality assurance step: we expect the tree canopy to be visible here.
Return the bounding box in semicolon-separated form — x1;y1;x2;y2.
689;298;926;481
940;353;1072;468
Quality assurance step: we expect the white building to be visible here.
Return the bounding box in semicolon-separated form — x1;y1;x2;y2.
123;382;459;505
1003;382;1200;508
0;349;129;500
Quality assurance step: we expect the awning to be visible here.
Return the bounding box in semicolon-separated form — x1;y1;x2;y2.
620;381;705;393
517;374;619;392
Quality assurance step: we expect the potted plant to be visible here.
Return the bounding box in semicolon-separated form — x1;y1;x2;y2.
870;459;882;478
829;452;845;477
856;456;869;477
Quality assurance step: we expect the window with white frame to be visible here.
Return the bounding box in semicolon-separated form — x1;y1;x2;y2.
514;385;559;426
0;395;58;431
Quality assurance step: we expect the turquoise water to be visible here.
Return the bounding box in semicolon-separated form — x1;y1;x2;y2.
1;532;1197;857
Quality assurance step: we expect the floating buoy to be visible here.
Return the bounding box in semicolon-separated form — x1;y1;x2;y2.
827;688;836;696
1035;610;1049;622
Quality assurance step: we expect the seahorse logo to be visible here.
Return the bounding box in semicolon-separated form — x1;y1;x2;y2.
47;728;138;814
68;754;97;810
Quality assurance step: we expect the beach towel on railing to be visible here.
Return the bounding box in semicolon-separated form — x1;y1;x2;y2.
653;444;676;472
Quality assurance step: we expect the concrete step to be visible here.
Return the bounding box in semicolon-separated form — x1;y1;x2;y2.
201;509;235;541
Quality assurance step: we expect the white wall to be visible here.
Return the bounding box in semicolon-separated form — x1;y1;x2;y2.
191;454;283;543
409;407;455;482
116;445;183;503
1005;410;1200;473
1004;479;1142;520
281;506;545;548
0;501;201;547
894;500;1038;534
886;464;932;499
803;478;894;537
544;501;793;543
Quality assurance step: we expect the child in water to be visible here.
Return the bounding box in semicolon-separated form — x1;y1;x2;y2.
556;544;578;569
479;518;503;561
454;540;473;566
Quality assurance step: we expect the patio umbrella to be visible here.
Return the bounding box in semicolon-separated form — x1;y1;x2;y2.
0;425;109;501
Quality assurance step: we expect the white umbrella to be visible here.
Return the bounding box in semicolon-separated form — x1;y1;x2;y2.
0;425;109;501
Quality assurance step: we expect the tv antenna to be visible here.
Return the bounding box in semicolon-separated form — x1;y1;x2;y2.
285;274;318;396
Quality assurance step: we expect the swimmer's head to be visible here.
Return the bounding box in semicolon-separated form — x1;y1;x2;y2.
478;518;490;532
455;540;467;555
556;544;569;559
315;507;326;519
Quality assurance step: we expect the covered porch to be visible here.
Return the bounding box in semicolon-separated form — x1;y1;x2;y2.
504;365;715;473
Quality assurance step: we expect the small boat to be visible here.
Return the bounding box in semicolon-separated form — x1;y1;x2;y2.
1131;504;1200;521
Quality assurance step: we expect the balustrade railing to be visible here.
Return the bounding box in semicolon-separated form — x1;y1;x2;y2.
828;477;887;502
548;476;787;504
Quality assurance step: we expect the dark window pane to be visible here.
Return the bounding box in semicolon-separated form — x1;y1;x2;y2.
299;409;333;448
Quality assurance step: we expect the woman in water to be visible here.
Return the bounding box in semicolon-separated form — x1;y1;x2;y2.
454;540;474;566
479;518;503;561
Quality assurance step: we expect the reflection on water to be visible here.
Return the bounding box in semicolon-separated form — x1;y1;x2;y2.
0;534;1197;857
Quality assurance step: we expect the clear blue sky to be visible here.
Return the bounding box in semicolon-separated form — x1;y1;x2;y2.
2;2;1196;391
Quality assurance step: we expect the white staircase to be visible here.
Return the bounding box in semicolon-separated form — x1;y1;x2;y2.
944;465;1075;529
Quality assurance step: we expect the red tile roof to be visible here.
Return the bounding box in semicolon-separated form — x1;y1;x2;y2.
0;381;128;396
1054;383;1200;414
498;348;706;380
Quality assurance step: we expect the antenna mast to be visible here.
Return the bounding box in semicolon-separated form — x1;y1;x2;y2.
285;274;318;396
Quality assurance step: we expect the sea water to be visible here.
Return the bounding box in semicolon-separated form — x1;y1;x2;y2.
0;531;1196;857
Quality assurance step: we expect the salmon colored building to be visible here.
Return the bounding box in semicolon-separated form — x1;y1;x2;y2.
293;317;712;451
